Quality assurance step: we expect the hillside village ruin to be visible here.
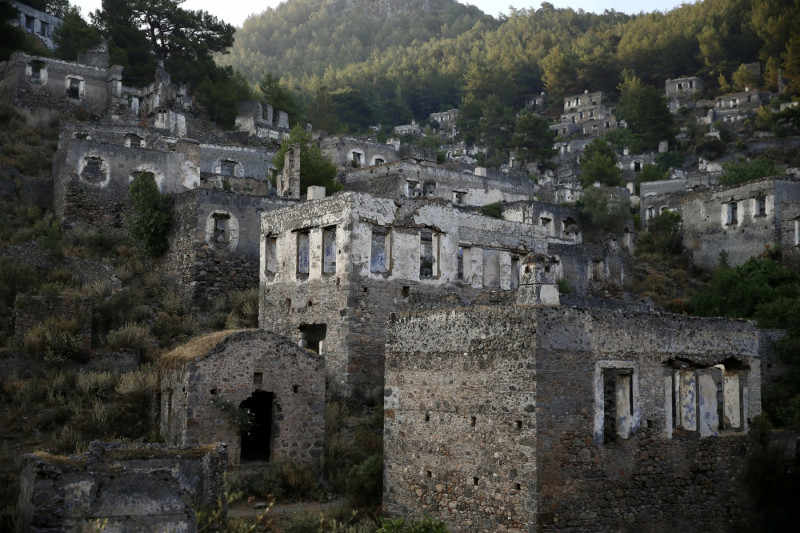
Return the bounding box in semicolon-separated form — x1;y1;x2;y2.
2;8;800;531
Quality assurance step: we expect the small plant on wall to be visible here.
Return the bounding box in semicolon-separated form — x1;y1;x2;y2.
210;396;253;434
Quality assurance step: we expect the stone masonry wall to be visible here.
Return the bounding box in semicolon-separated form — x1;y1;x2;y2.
682;177;800;269
384;305;762;532
13;294;91;347
534;307;760;532
17;441;227;533
161;189;294;311
160;330;324;465
384;306;538;532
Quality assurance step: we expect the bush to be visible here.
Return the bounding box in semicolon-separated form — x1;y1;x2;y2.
225;288;259;329
106;323;154;356
480;202;503;219
128;171;172;257
23;317;88;364
346;454;383;507
248;460;319;501
76;371;119;401
637;210;683;258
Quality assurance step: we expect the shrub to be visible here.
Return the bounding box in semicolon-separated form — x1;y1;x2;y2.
556;278;572;294
248;460;319;501
76;371;119;401
225;288;259;329
106;323;154;356
23;317;88;364
114;366;158;436
128;171;172;257
346;454;383;506
480;202;503;219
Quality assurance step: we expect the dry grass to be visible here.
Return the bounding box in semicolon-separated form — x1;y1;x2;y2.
160;329;242;364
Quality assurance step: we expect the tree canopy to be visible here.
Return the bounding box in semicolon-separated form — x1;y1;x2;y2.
579;139;621;188
273;126;342;194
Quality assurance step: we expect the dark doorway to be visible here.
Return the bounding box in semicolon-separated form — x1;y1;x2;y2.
239;390;274;462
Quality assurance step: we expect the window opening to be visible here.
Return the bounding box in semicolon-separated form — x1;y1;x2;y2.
299;323;327;354
212;213;231;244
220;160;237;177
81;156;104;183
510;256;520;289
29;61;44;83
264;236;278;280
67;77;81;99
370;226;389;274
482;249;502;288
24;15;34;32
755;196;766;217
592;259;604;281
39;20;48;36
322;226;337;274
239;390;274;462
423;181;436;197
419;230;437;278
454;191;467;204
594;362;638;444
296;230;310;279
726;202;738;225
457;246;472;283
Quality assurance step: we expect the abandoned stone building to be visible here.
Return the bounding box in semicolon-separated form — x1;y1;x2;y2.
428;108;459;139
258;191;549;392
665;76;703;112
344;159;537;206
552;90;618;138
320;134;402;170
681;176;800;270
394;120;421;137
7;0;62;50
17;442;227;532
698;88;771;127
159;329;325;466
383;303;762;532
161;188;294;309
258;190;628;393
235;99;290;142
51;120;276;231
0;49;123;114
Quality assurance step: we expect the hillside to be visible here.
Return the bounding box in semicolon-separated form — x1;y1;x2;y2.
222;0;798;130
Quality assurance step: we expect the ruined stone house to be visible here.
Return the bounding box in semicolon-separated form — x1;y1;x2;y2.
17;442;227;532
344;159;537;207
552;90;618;138
680;176;800;270
320;134;401;170
235;99;290;142
0;49;123;115
159;329;325;466
7;1;62;50
160;188;294;310
384;303;762;532
665;76;703;113
258;191;550;393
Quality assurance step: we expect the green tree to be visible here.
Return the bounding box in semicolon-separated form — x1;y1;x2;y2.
616;70;675;150
731;63;759;91
258;73;300;126
638;210;682;257
636;163;667;193
0;0;29;60
511;111;556;167
195;68;253;128
273;126;341;193
578;185;630;241
719;157;781;186
455;93;483;147
53;6;103;60
579;139;620;187
128;171;171;257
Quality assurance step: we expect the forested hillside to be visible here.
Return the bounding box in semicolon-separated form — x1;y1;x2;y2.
222;0;799;130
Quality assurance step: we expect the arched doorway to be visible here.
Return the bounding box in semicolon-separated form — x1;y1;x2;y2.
239;390;274;462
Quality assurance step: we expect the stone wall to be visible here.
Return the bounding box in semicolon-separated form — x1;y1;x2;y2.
13;294;91;347
17;441;227;533
384;306;538;532
0;51;122;115
384;305;762;532
682;177;800;269
259;193;545;392
160;330;324;465
344;160;536;206
320;134;400;170
161;189;294;310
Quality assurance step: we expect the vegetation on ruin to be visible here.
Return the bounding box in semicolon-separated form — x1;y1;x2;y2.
128;171;172;257
273;125;343;194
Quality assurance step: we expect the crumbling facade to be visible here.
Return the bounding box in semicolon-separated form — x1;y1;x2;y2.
384;304;761;532
320;134;400;170
8;1;62;50
160;330;325;465
666;76;703;112
552;90;618;138
0;50;123;114
17;442;227;533
681;176;800;269
235;99;290;142
344;159;536;207
160;188;294;309
259;192;548;392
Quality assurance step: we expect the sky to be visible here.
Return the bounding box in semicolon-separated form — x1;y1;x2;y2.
72;0;694;28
